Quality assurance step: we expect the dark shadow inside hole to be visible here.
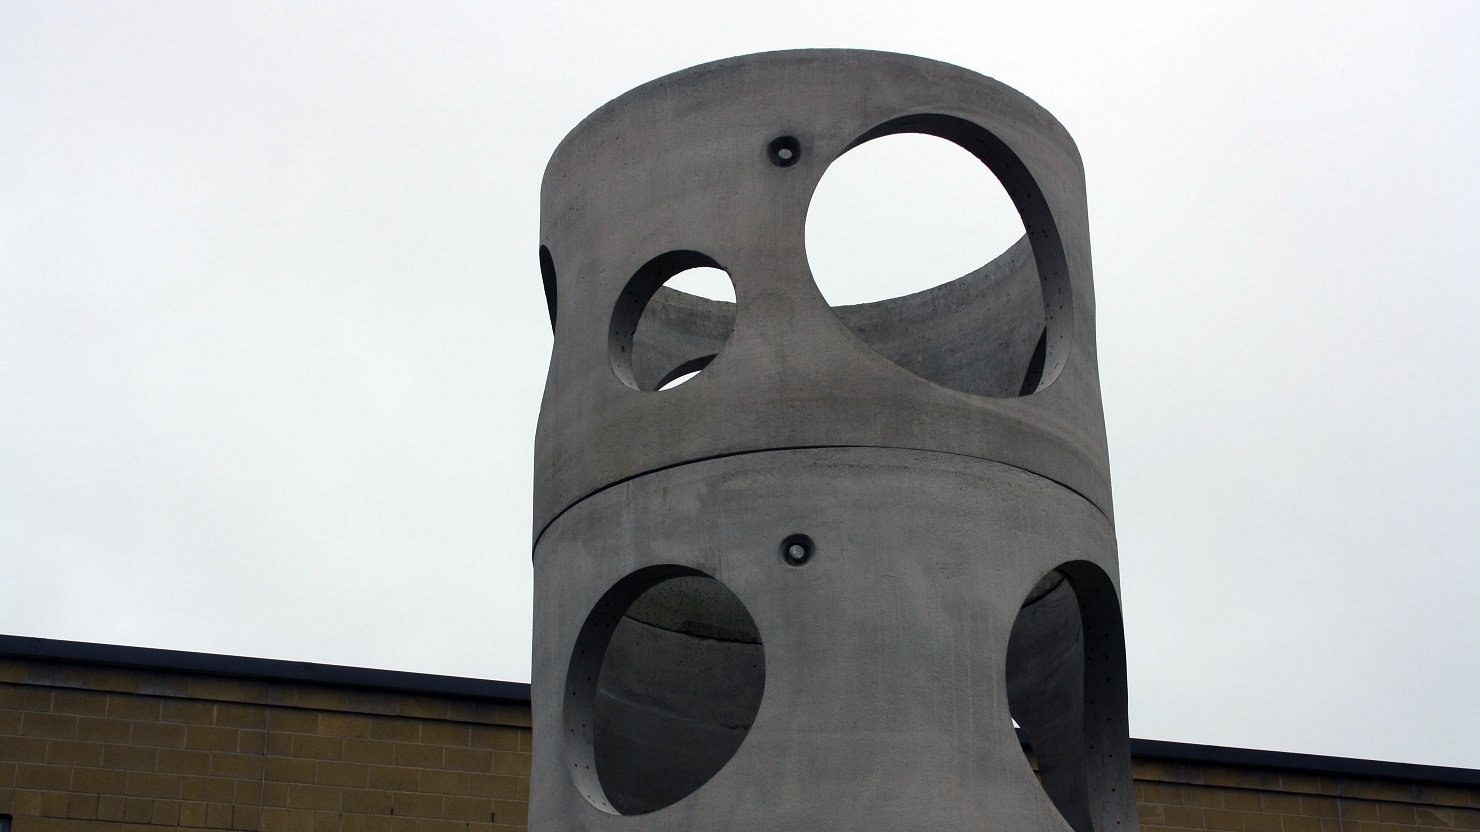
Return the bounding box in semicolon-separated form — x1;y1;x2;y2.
539;245;557;330
593;575;764;815
1017;326;1048;397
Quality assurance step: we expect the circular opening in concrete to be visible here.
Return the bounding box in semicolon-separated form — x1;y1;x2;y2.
806;133;1024;305
1006;563;1131;832
609;252;736;392
565;568;764;815
1007;569;1084;829
803;117;1070;397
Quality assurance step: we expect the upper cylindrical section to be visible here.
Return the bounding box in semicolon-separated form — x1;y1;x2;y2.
535;50;1110;537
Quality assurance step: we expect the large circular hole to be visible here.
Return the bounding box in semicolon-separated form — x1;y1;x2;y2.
806;133;1025;305
1007;569;1090;831
804;129;1056;398
565;569;764;815
1005;563;1131;832
610;253;736;392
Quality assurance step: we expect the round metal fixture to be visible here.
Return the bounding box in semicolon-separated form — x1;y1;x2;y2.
768;135;801;167
780;533;814;565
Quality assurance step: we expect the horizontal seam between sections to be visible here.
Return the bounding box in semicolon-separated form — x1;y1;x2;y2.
531;444;1112;553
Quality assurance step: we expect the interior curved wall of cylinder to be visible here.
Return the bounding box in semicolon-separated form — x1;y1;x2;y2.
634;234;1044;398
531;49;1135;832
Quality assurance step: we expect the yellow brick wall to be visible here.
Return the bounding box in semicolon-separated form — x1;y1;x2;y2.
0;657;530;832
1133;758;1480;832
4;652;1477;832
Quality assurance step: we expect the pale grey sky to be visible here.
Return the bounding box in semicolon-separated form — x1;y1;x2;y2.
2;1;1477;769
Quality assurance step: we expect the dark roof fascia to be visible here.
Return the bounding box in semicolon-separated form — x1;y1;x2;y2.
0;634;530;705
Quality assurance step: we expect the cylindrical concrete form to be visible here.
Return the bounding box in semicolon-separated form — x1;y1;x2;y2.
532;50;1136;832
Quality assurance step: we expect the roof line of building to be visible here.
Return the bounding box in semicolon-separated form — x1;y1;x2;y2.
0;634;530;705
3;634;1476;788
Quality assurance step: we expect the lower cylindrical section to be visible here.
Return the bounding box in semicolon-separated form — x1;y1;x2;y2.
530;447;1134;832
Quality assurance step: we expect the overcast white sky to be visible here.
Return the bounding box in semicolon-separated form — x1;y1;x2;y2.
2;1;1477;770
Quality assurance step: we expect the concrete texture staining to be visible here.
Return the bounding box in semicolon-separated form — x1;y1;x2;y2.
531;50;1135;831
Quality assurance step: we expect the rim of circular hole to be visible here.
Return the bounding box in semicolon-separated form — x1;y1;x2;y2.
804;114;1073;396
563;565;763;815
609;251;736;392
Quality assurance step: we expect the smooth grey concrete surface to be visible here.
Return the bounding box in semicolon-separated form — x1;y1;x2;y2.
533;49;1109;539
531;50;1135;831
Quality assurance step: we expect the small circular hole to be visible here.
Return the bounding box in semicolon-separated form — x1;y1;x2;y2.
780;534;814;566
608;253;736;392
768;135;801;168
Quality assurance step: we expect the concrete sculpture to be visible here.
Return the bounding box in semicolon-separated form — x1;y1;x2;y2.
530;50;1136;831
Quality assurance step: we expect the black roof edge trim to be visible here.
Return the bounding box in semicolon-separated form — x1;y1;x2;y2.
0;634;530;705
1127;737;1480;789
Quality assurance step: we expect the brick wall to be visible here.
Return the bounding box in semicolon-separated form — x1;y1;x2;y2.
1132;756;1480;832
0;654;530;832
2;640;1477;832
